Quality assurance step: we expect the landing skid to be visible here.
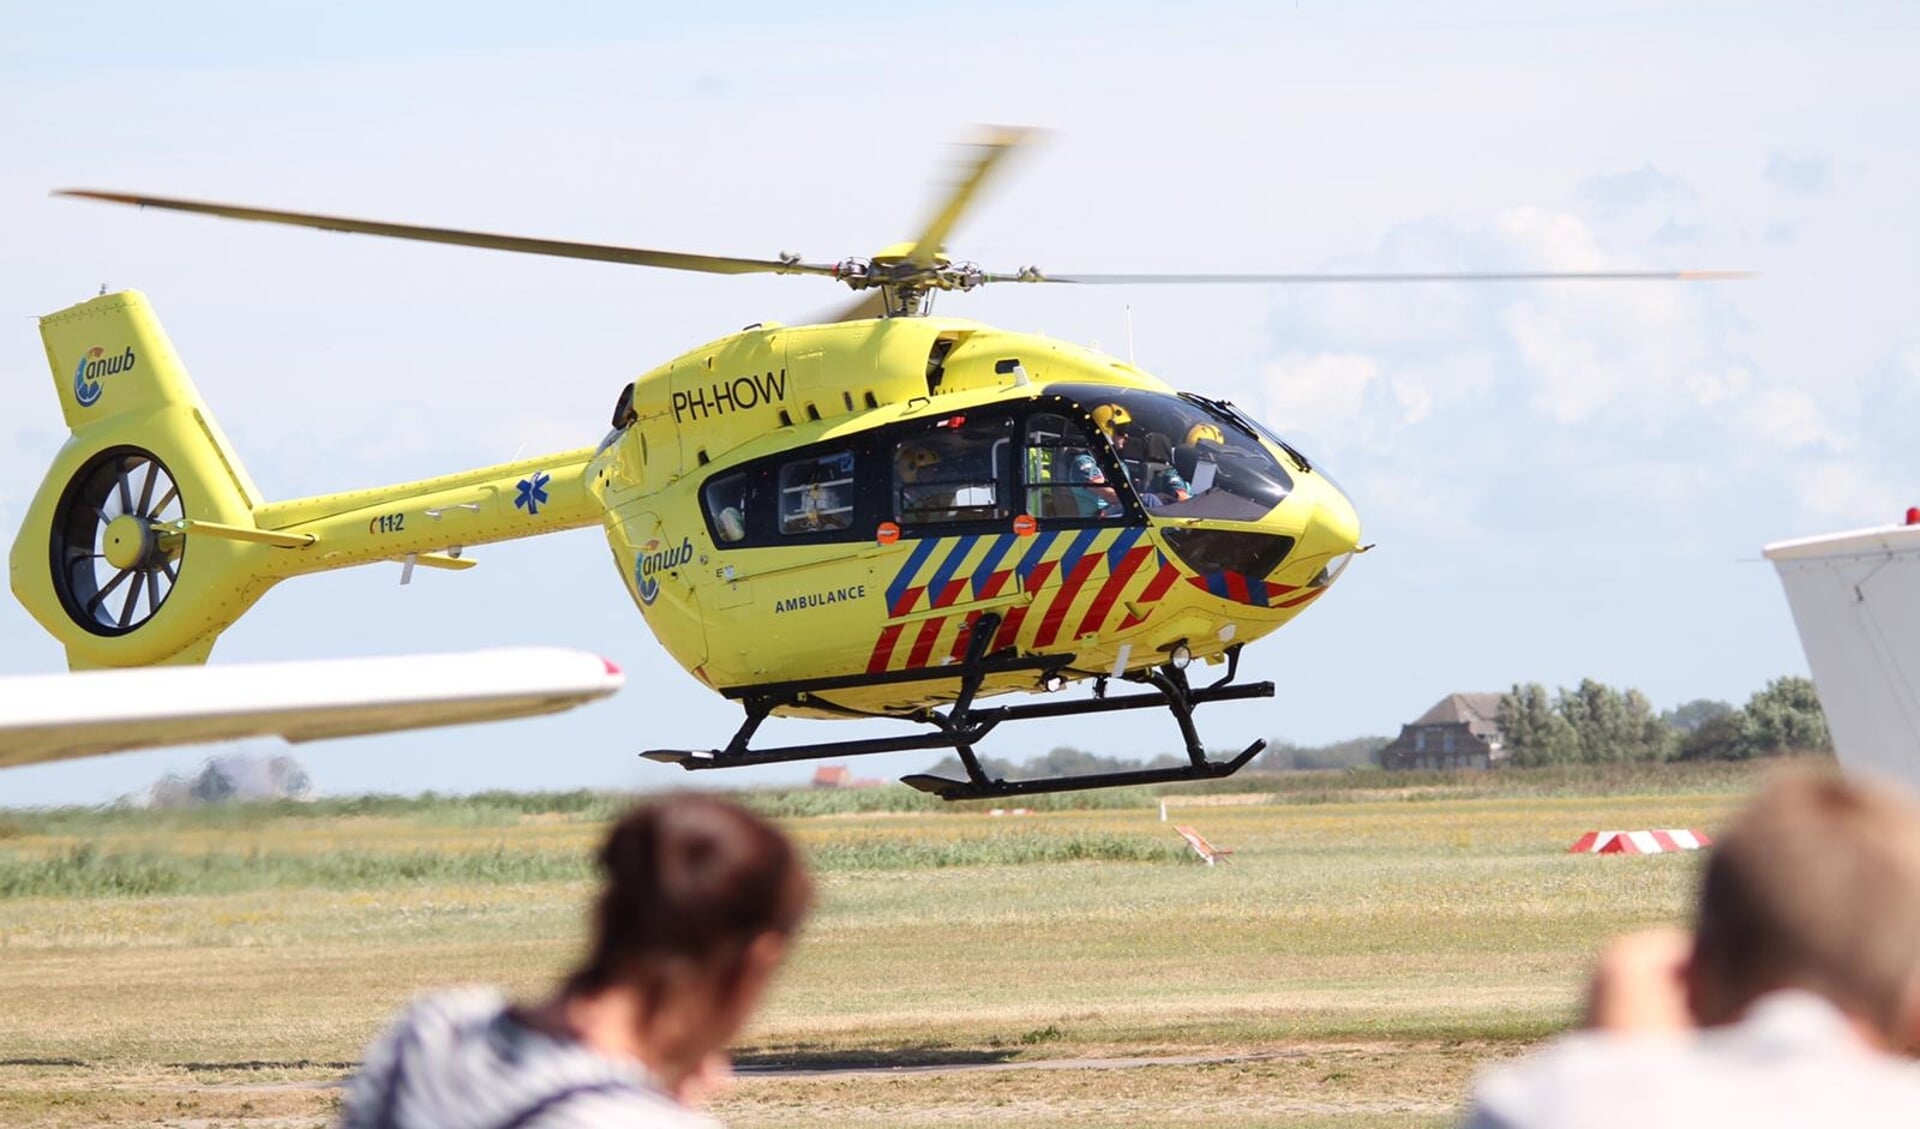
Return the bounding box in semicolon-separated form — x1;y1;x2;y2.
642;612;1272;801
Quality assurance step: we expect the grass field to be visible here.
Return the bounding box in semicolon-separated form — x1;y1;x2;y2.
0;763;1787;1127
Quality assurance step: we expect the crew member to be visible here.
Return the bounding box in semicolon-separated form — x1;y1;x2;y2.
896;444;956;522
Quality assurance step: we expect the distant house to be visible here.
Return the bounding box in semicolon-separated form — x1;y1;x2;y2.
810;765;884;789
1380;693;1508;770
812;766;854;789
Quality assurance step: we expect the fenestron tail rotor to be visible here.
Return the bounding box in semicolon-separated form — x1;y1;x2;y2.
56;125;1753;321
50;447;186;636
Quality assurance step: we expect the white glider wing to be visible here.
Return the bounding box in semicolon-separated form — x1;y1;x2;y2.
1766;522;1920;792
0;647;623;768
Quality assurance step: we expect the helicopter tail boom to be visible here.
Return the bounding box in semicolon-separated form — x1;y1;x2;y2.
11;290;598;670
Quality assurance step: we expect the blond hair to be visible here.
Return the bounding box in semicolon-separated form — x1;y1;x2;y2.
1692;771;1920;1037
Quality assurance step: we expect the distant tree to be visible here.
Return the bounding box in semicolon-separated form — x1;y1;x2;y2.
1556;679;1670;762
923;752;1020;780
1662;699;1736;734
1498;683;1578;767
189;762;237;804
921;746;1181;781
149;752;315;807
1256;736;1389;772
1295;736;1388;771
1743;676;1831;754
148;773;195;809
1676;711;1754;761
1626;689;1676;762
1030;746;1141;776
264;755;314;800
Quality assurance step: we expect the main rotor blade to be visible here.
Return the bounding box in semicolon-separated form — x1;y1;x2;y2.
988;268;1758;284
812;289;891;324
904;126;1040;269
56;189;843;279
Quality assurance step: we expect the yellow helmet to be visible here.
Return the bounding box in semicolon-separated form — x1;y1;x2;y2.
1185;422;1225;447
895;445;939;482
1091;404;1132;436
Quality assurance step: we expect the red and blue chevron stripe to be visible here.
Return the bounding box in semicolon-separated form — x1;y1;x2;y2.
1185;571;1321;609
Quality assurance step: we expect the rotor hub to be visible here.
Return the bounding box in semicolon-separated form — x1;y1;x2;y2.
102;513;156;570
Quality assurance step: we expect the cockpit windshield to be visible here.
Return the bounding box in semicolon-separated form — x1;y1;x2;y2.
1050;384;1293;521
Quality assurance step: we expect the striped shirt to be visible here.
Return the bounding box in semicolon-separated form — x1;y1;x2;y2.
339;988;717;1129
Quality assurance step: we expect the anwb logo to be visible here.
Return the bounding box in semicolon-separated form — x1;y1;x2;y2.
73;345;136;408
634;536;694;606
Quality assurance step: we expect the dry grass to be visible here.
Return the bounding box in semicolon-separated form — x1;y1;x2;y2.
0;773;1761;1127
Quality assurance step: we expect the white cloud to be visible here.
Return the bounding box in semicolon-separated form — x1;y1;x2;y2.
1764;150;1834;196
1359;468;1473;531
1651;218;1707;245
1728;387;1843;453
1262;352;1380;433
1682;365;1752;408
1502;300;1613;424
1486;209;1755;432
1388;351;1499;425
1494;207;1613;270
1258;347;1498;460
1270;206;1763;434
1577;165;1688;210
1791;460;1908;528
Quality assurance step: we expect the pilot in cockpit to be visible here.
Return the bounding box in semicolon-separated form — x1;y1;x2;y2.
1091;403;1190;509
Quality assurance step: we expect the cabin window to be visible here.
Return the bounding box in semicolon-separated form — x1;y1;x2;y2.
778;450;856;535
892;417;1010;526
1023;413;1122;521
702;472;750;544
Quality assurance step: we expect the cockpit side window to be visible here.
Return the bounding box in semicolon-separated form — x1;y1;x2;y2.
1024;412;1126;521
1045;384;1293;522
893;416;1012;527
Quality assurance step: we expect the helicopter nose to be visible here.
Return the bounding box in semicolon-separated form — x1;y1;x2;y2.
1309;475;1361;554
1276;470;1362;591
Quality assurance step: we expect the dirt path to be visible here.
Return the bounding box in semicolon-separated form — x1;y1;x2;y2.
736;1048;1312;1080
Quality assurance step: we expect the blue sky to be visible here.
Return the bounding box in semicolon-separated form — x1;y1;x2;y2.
3;2;1916;805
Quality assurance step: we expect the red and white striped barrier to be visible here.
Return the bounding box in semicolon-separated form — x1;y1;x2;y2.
1569;829;1712;855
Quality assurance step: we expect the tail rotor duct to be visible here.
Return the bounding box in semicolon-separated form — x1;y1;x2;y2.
50;446;186;635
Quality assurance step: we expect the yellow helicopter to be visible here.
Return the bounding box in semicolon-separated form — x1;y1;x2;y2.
10;130;1744;799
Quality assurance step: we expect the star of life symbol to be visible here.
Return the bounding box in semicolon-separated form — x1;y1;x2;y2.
514;471;551;516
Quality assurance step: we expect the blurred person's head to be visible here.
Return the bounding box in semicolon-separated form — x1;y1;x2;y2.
559;796;812;1089
1689;771;1920;1048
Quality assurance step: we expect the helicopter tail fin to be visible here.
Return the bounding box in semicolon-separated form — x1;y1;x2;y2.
10;289;271;669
